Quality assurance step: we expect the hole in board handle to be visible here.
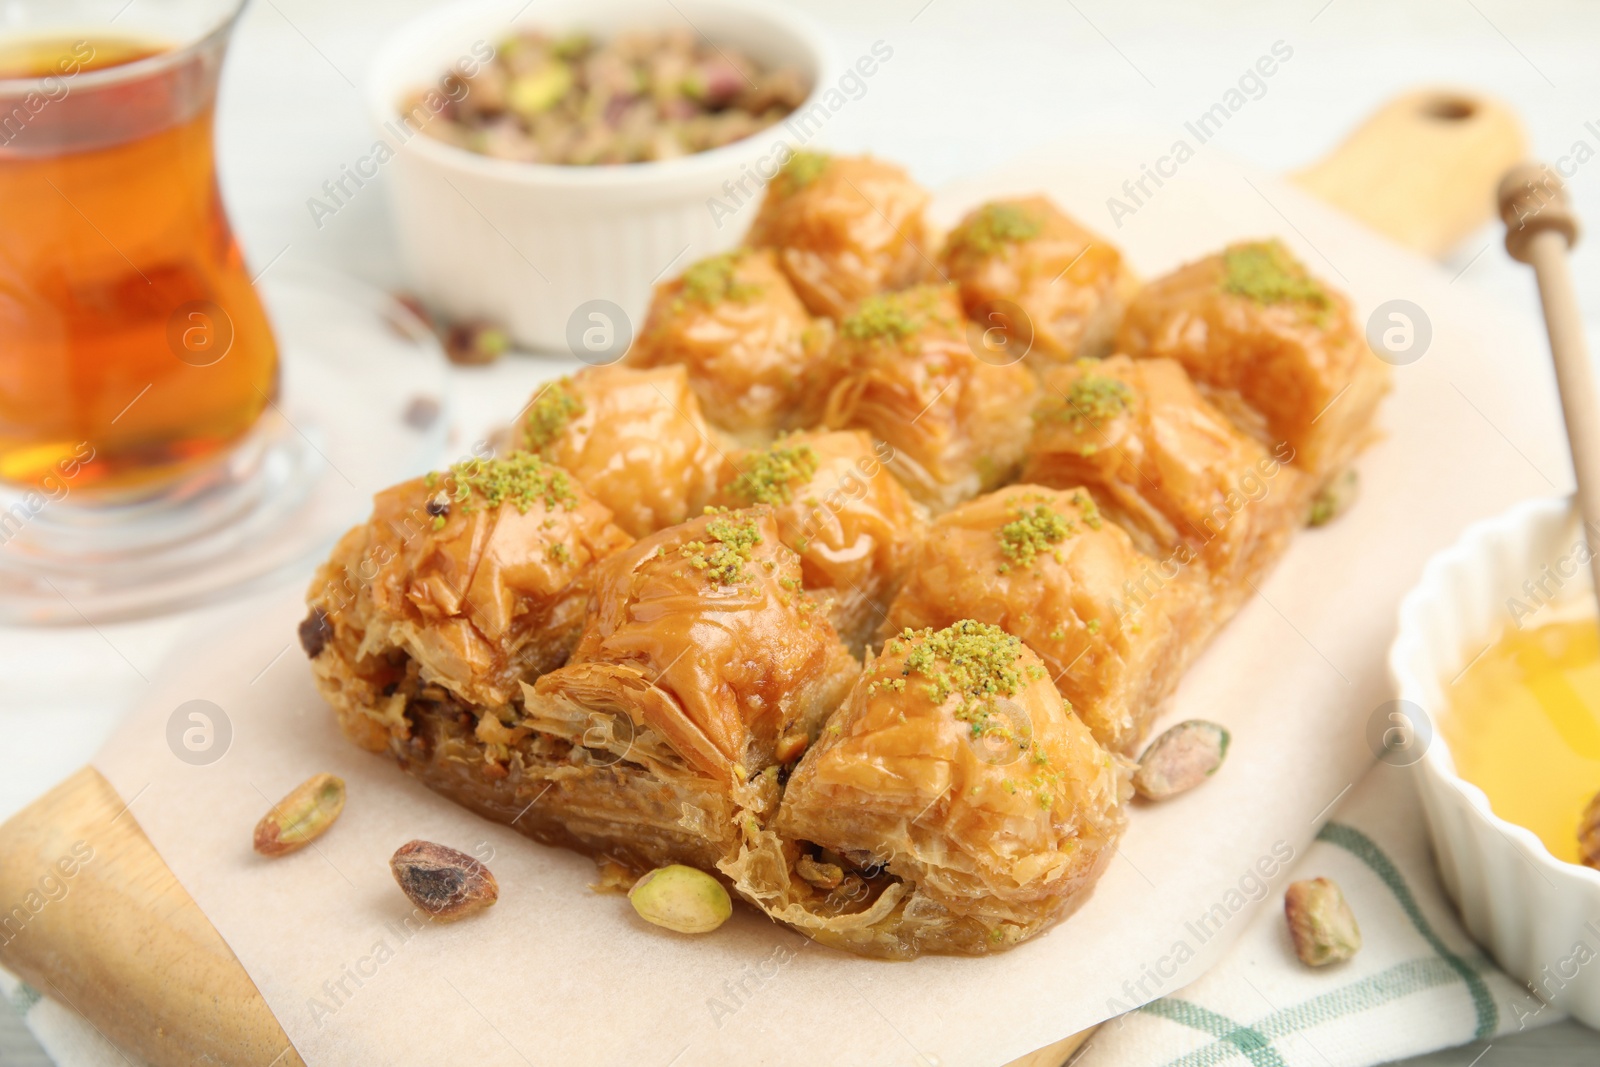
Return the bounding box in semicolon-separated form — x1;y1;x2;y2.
1422;96;1477;121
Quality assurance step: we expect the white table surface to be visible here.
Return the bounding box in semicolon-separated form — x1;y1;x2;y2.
4;0;1600;1062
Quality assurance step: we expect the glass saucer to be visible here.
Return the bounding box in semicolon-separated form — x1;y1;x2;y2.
0;264;450;624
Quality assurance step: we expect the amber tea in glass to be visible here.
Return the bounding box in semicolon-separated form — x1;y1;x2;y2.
0;8;278;498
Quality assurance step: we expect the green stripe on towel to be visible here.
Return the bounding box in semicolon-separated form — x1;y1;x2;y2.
1137;821;1499;1066
1140;998;1287;1067
1153;959;1478;1067
1317;822;1497;1039
9;981;40;1015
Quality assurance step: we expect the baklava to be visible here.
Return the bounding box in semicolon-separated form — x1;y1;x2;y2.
515;364;727;538
940;197;1139;363
708;429;926;652
310;498;857;876
304;159;1391;960
1023;354;1311;595
303;453;632;754
748;151;934;320
726;620;1131;958
1117;239;1389;480
518;506;860;871
881;486;1203;754
817;284;1037;513
625;248;833;439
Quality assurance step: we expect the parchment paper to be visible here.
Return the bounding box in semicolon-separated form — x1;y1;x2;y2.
94;144;1570;1067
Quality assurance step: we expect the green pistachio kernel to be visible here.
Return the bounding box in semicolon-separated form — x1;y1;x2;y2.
628;864;733;934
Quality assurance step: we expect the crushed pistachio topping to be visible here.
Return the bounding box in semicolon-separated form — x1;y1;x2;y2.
524;378;585;450
772;149;829;194
839;290;925;345
679;516;764;585
892;621;1038;739
1071;490;1104;530
1057;372;1132;433
547;542;573;565
679;251;762;306
1029;768;1064;809
1221;241;1330;309
430;452;577;514
950;201;1044;257
997;504;1074;570
723;442;820;506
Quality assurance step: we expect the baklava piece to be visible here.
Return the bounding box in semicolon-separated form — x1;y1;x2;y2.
818;285;1037;513
303;453;632;753
625;248;833;440
881;486;1202;754
940;197;1139;363
516;507;861;871
516;364;727;538
747;151;934;320
708;430;926;652
1023;355;1311;595
1116;239;1390;480
726;621;1130;958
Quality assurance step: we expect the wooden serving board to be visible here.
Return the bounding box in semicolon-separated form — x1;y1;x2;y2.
0;91;1526;1067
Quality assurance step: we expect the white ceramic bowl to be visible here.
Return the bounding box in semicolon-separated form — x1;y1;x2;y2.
1391;494;1600;1028
366;0;833;352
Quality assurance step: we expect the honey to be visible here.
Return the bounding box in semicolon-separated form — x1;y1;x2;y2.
1444;615;1600;865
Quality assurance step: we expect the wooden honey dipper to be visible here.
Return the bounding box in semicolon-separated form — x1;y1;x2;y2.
1498;164;1600;603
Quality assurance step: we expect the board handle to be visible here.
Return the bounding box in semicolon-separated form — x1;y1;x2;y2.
1292;88;1526;258
0;768;305;1067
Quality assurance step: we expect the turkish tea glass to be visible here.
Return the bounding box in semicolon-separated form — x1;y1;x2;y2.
0;0;300;621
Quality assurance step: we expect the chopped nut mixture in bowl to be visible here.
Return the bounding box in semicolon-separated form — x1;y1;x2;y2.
405;27;811;166
366;0;835;351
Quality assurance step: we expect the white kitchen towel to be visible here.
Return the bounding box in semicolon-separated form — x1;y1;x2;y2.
0;966;149;1067
1074;762;1564;1067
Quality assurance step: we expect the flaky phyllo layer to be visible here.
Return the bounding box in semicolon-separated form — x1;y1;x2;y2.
304;154;1388;958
